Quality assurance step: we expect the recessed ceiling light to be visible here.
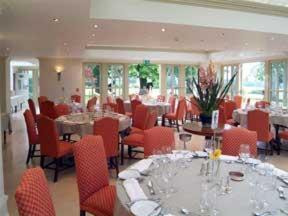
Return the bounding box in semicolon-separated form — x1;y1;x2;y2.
63;42;68;46
93;24;99;29
244;42;249;46
270;37;275;41
6;47;10;51
161;28;166;32
52;18;60;22
92;33;96;37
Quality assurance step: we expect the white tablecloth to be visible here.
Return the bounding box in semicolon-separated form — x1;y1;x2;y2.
124;101;170;116
55;112;131;136
233;108;288;128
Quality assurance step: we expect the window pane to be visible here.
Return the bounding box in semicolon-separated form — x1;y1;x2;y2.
185;65;198;94
83;63;101;104
222;64;239;97
108;64;123;97
166;65;179;96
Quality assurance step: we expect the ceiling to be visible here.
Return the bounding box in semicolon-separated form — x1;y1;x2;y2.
0;0;288;63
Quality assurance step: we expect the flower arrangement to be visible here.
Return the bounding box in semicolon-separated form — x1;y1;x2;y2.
187;61;238;126
209;149;222;160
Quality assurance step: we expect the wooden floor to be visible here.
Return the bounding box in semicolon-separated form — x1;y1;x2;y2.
3;112;288;215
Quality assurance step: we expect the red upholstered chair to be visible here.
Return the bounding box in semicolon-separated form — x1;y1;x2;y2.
279;130;288;149
222;127;257;157
38;115;73;182
71;94;81;103
157;95;166;102
106;96;114;104
116;98;132;117
86;97;97;112
218;105;226;127
186;97;200;121
130;111;157;135
224;100;237;125
55;103;71;116
162;99;186;132
247;109;273;154
255;101;270;108
131;99;142;119
132;104;149;130
28;98;39;123
38;96;48;114
15;167;56;216
168;95;176;113
103;103;118;112
93;117;120;175
144;127;175;157
40;100;58;120
23;110;40;164
234;95;242;109
74;135;116;216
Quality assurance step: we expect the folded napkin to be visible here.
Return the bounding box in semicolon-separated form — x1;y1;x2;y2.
245;158;261;165
123;178;147;202
195;151;208;158
129;159;153;173
220;155;238;161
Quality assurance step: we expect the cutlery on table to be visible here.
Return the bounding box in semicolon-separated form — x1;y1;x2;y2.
147;180;156;195
280;209;288;215
253;211;272;216
277;186;286;200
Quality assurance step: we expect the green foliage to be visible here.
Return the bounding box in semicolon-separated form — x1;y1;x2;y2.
129;64;159;88
256;63;265;81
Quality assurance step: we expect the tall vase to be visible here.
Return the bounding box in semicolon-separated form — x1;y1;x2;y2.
199;114;212;128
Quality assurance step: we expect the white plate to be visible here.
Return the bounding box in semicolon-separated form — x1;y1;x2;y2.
130;200;161;216
118;169;141;180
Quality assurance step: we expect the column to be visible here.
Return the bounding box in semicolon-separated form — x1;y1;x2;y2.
264;60;270;101
179;64;186;97
123;64;129;100
32;69;39;103
100;63;108;105
160;64;166;97
0;57;9;216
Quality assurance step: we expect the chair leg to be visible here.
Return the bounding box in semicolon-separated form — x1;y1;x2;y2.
161;115;165;126
40;155;45;168
176;121;180;132
80;210;86;216
26;144;32;164
54;158;59;182
128;146;132;158
269;141;274;156
114;157;119;177
32;144;36;157
121;142;124;165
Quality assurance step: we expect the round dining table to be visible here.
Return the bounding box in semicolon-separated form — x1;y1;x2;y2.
55;111;131;137
124;101;171;116
114;154;288;216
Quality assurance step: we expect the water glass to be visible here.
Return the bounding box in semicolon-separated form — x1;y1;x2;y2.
239;144;250;162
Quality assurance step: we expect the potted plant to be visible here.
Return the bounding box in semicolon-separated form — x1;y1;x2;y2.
187;61;237;127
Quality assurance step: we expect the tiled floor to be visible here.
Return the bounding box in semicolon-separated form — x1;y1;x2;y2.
3;112;288;215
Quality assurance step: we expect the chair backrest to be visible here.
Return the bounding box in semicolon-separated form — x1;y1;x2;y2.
41;100;58;119
86;96;97;112
106;96;114;104
23;109;38;145
55;103;71;116
157;95;166;102
15;167;56;216
74;135;109;205
144;127;175;157
38;115;60;157
28;99;37;122
93;117;119;158
145;111;157;130
175;99;186;120
255;100;270;108
38;96;48;113
71;95;81;103
131;99;142;118
247;109;271;142
224;100;236;119
133;104;149;130
222;127;257;157
103;103;118;112
218;105;226;127
116;98;125;114
233;95;242;109
168;96;176;113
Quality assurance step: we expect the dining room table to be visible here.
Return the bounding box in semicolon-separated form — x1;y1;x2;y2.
55;111;131;137
124;100;171;117
114;152;288;216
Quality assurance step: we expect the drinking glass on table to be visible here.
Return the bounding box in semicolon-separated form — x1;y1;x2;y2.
239;144;250;163
204;139;213;155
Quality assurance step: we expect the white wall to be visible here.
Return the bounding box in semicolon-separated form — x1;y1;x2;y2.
39;58;83;103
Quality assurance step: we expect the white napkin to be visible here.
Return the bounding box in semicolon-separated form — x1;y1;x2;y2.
118;169;141;180
245;158;261;165
195;151;208;158
130;159;153;173
220;155;238;161
123;178;147;202
274;167;288;177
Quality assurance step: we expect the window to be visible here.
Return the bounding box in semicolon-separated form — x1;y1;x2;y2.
128;64;160;97
166;65;179;96
270;60;288;107
83;63;101;105
241;62;265;105
185;65;199;95
108;64;123;97
222;64;239;98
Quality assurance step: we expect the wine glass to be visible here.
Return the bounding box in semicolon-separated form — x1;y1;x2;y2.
239;144;250;163
179;133;192;150
204;139;213;155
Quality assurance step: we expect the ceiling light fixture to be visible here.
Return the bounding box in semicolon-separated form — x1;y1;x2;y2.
93;24;99;29
63;42;68;46
92;33;96;37
270;37;275;41
52;18;60;22
161;28;166;32
6;47;10;51
244;42;249;46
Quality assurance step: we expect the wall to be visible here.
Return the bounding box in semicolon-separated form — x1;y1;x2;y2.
0;57;7;113
38;58;83;104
